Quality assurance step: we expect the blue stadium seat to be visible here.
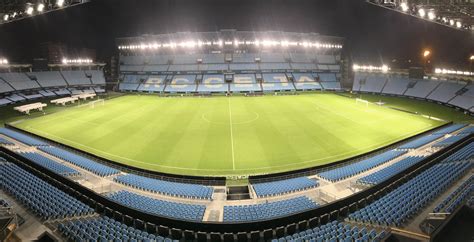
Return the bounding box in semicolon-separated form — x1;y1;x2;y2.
114;174;213;199
433;175;473;213
253;177;319;197
107;190;206;221
223;196;318;222
317;150;406;182
357;156;425;185
0;162;94;220
38;146;120;177
57;216;177;242
0;128;48;146
347;161;472;227
16;151;80;177
397;134;444;150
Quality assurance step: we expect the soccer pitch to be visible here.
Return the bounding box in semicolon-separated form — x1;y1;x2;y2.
13;93;443;176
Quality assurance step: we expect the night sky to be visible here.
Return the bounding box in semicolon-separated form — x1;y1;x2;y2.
0;0;472;69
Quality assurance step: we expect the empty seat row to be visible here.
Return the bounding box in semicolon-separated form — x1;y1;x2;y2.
357;156;425;185
58;216;176;242
347;161;472;227
15;151;80;177
223;196;318;222
114;174;213;200
0;162;94;220
0;128;48;146
0;137;14;145
397;134;444;150
441;142;474;163
433;175;473;213
107;190;206;221
458;126;474;135
273;220;388;242
317;150;406;182
38;146;120;177
433;134;468;148
252;177;319;198
432;124;468;135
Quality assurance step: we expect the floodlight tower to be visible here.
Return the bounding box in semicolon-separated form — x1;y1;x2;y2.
422;49;431;72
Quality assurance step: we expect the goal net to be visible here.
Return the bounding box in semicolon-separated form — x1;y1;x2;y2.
88;99;105;108
355;98;369;107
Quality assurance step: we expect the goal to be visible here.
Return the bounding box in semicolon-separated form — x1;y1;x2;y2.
355;98;369;107
88;99;105;108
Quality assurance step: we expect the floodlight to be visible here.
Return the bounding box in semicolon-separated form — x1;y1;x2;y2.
427;11;435;20
37;3;45;12
57;0;65;7
456;21;461;28
12;12;17;17
449;19;454;26
400;2;408;12
62;58;67;64
470;55;474;61
418;8;425;18
423;50;431;58
26;6;34;15
3;14;8;21
381;65;389;73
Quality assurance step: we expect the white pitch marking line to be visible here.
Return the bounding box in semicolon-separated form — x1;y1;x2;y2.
228;97;236;170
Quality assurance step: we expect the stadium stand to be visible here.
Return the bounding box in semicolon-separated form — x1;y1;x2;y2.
58;216;176;242
198;74;229;93
292;73;321;90
231;74;261;92
0;137;14;145
432;123;467;135
459;126;474;134
15;151;80;177
441;142;474;162
61;71;92;86
356;156;425;185
261;73;295;92
433;175;473;213
426;82;466;103
449;84;474;110
397;134;444;150
404;79;441;98
317;150;406;182
273;220;388;242
114;174;213;199
107;190;206;221
85;70;106;85
355;73;388;93
0;128;48;146
433;134;469;147
164;75;196;93
0;162;94;219
137;75;166;92
381;75;410;95
38;146;120;176
347;161;472;226
252;177;319;198
0;78;15;93
30;71;68;88
223;196;318;222
0;72;40;91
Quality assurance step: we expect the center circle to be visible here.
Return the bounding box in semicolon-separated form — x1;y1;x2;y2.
202;111;259;125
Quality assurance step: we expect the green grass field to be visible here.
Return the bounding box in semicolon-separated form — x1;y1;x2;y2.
12;93;447;176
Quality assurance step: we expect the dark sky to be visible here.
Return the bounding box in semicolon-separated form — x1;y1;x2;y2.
0;0;472;69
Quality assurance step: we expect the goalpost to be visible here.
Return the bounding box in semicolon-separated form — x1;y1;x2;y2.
87;99;105;108
355;98;369;107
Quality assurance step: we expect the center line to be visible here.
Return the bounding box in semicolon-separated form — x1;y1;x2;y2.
228;97;236;170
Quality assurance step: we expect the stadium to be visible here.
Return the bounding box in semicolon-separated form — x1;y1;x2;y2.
0;0;473;241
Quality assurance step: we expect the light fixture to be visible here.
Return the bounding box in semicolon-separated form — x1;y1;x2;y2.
423;50;431;58
3;14;8;21
456;21;462;28
470;55;474;61
37;3;45;12
427;11;435;20
26;6;34;15
418;8;425;18
400;2;409;12
57;0;65;7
